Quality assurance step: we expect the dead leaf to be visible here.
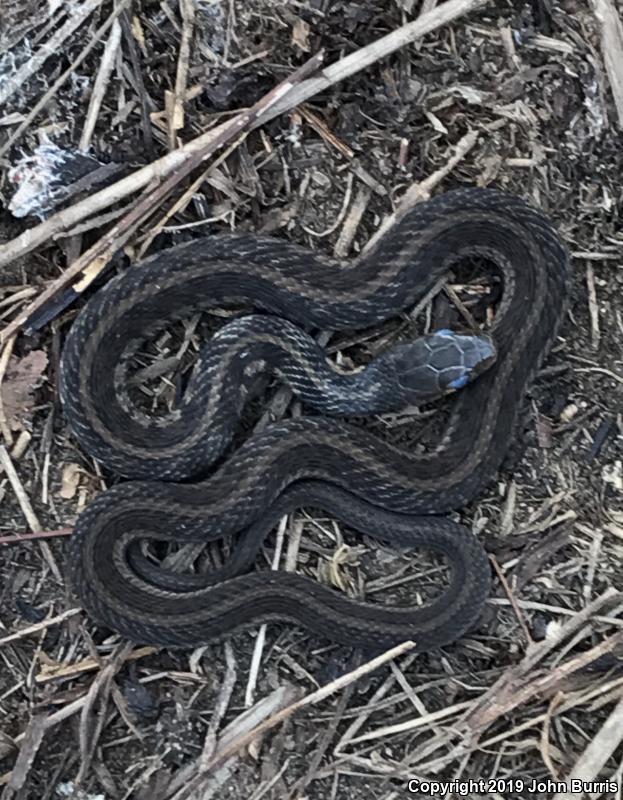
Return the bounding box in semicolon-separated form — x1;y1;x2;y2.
291;17;310;52
1;351;48;431
59;462;82;499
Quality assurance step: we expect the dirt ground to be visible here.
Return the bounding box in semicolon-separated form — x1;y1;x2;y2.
1;0;623;798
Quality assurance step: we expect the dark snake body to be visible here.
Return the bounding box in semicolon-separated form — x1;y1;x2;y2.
60;188;570;650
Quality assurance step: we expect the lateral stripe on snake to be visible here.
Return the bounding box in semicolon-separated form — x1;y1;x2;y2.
59;187;570;649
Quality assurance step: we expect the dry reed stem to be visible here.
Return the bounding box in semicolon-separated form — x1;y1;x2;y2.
0;0;491;343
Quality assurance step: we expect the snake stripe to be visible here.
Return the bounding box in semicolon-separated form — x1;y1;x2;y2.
60;187;570;650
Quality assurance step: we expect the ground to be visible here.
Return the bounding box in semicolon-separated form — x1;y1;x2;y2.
1;0;623;799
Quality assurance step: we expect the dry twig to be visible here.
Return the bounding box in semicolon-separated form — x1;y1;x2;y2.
0;0;132;158
0;336;16;445
0;0;490;342
0;446;62;582
552;692;623;799
176;640;415;799
591;0;623;129
362;129;480;255
0;50;324;341
78;19;122;150
0;0;106;108
0;608;81;647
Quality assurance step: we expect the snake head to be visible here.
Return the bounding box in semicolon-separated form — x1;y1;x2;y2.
387;329;497;407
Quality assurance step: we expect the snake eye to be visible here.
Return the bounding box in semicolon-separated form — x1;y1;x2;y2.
427;330;496;393
448;373;470;389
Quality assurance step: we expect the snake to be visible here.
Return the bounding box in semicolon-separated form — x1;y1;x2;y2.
59;187;570;650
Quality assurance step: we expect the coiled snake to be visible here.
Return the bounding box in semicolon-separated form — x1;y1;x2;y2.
60;188;570;650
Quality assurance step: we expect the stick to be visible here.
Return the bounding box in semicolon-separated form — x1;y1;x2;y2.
0;50;324;343
585;262;601;350
0;0;106;107
0;608;81;647
266;0;489;119
79;19;122;150
490;555;533;646
0;0;490;343
168;684;298;800
244;516;289;708
0;446;62;582
412;628;623;774
552;693;623;799
170;0;196;144
205;640;415;770
0;335;16;445
135;132;249;259
591;0;623;130
0;527;73;545
0;0;133;159
362;129;480;255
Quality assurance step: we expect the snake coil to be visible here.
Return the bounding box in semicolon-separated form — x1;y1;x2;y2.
60;188;570;650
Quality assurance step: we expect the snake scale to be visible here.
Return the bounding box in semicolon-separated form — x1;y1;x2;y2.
60;187;570;650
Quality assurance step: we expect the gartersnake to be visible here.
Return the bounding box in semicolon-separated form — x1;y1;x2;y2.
60;187;570;650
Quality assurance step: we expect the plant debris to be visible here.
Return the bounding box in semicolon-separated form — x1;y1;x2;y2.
0;350;48;431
